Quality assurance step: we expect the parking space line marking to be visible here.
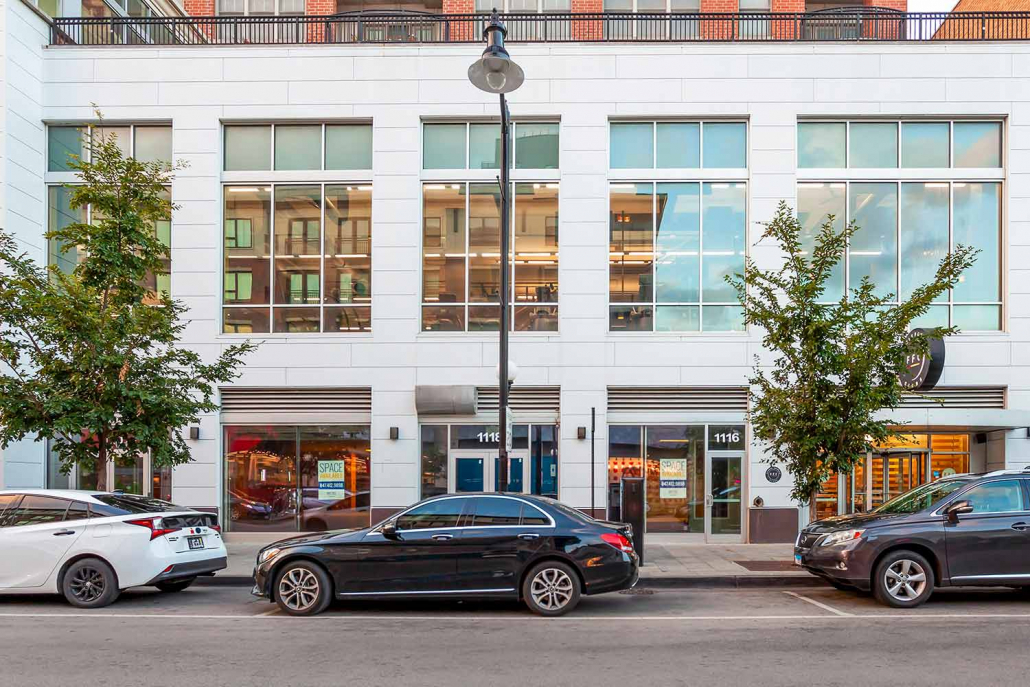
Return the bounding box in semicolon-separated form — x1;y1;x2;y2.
3;611;1030;621
258;608;281;616
783;591;853;616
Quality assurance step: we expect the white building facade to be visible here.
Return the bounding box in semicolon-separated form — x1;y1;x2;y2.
3;1;1030;542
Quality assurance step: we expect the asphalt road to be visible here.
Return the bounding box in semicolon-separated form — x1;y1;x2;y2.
2;586;1029;687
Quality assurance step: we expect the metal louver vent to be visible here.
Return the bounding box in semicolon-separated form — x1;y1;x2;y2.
607;387;749;413
900;387;1005;409
476;387;561;414
219;387;372;418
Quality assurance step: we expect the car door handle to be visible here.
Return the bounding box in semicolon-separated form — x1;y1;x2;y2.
518;533;540;541
1011;522;1029;531
431;533;454;541
53;530;76;536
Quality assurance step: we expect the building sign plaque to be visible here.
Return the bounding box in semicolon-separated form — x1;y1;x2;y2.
898;328;945;391
765;465;782;484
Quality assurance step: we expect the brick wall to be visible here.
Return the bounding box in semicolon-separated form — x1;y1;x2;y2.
183;0;214;15
571;0;602;40
443;0;477;40
306;0;334;41
700;0;736;39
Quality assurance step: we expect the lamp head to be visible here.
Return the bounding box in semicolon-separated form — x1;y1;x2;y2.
467;11;525;95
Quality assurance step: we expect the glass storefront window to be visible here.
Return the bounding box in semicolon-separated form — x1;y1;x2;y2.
610;123;653;169
702;123;746;169
515;123;559;170
134;126;173;166
225;425;370;532
421;425;449;498
796;182;845;302
48;126;86;172
424;123;468;170
608;424;744;536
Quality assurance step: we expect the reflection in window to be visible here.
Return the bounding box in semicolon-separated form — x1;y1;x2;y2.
423;122;559;171
849;122;897;168
954;122;1002;168
796;180;1002;331
609;182;745;332
421;182;559;332
797;122;845;168
611;121;745;169
223;184;372;333
225;425;371;533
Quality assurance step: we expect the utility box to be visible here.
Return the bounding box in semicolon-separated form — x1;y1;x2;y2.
620;476;645;564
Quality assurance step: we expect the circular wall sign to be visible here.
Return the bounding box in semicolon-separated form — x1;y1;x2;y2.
898;328;946;391
765;465;782;483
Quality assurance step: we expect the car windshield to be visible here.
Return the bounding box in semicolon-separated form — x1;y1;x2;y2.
872;479;973;515
91;494;185;515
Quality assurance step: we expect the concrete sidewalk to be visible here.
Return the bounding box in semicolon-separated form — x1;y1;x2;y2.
212;532;819;588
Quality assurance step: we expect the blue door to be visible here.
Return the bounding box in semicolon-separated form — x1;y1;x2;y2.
456;457;485;492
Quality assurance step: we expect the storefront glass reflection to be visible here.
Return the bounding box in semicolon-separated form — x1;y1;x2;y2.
608;424;744;536
225;425;370;532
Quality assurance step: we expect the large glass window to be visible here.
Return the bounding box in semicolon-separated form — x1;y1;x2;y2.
49;123;171;171
611;121;745;169
608;424;743;535
797;181;1001;330
797;119;1003;331
798;120;1003;170
423;122;559;171
421;182;559;332
224;123;372;173
609;182;745;332
225;425;370;532
223;159;372;333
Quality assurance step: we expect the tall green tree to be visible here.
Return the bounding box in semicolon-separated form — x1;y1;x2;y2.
0;124;254;491
727;201;976;521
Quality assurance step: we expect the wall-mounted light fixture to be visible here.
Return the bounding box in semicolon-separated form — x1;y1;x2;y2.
753;496;764;508
390;427;399;440
188;426;200;440
577;427;587;440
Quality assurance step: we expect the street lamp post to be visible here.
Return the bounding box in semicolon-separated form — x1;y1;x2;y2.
469;11;524;492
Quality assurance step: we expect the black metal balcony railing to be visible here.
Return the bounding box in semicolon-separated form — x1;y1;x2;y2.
50;11;1030;47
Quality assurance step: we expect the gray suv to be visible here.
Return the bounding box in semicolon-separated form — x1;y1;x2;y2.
795;470;1030;608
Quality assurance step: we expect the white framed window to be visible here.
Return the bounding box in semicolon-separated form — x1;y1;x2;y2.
45;123;173;302
221;122;374;335
421;122;560;334
217;0;304;15
608;120;749;334
796;119;1005;332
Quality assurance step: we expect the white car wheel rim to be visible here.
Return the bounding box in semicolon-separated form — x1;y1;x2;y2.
884;559;927;602
530;568;574;611
279;568;320;611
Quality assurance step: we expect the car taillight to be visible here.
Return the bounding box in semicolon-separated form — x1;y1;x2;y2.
600;532;634;554
210;522;221;533
126;517;180;541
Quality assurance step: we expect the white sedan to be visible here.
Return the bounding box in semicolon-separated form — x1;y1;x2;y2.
0;489;227;608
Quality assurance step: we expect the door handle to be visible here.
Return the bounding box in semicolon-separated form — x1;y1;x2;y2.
1011;522;1029;531
53;529;76;536
431;533;454;541
518;533;540;541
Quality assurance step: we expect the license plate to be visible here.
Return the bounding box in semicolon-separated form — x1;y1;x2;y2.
794;554;803;566
188;536;204;550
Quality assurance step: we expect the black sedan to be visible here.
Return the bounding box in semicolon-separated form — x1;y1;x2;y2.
795;470;1030;608
253;493;639;616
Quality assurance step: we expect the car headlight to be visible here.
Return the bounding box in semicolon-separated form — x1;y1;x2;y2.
257;547;282;564
818;529;864;547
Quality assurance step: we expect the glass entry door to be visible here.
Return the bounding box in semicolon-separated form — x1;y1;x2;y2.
871;450;929;509
707;452;744;540
449;450;531;494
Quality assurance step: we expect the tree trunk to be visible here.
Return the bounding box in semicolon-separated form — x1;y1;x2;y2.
95;436;108;492
808;489;820;525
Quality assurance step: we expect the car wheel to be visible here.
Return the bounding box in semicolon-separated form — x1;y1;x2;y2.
274;561;332;616
873;550;934;609
523;561;581;617
62;558;120;609
155;578;195;593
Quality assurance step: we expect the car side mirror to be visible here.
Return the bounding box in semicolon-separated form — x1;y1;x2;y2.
381;521;401;540
944;499;974;523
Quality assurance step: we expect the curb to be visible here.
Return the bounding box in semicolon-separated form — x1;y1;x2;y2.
197;574;826;589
